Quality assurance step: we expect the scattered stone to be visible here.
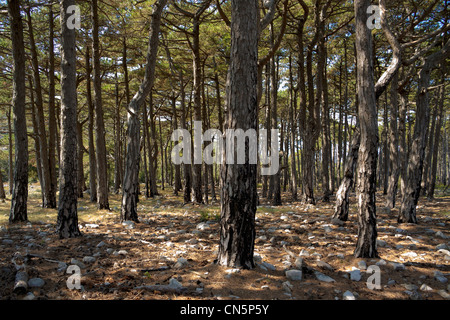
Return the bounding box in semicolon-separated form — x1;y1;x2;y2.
434;271;448;283
392;262;406;271
196;223;209;231
117;250;128;256
357;261;367;270
349;269;362;282
376;239;387;247
376;259;387;266
294;257;303;269
85;224;99;229
83;256;96;264
122;221;135;229
70;259;86;269
2;239;13;245
436;243;448;251
402;283;418;291
28;278;45;288
261;261;276;271
420;284;433;292
299;250;310;257
314;271;335;283
174;258;189;269
343;290;356;300
316;260;333;271
435;231;447;239
286;269;302;281
23;292;35;300
96;241;106;248
388;279;396;286
168;278;183;289
404;290;422;300
438;249;450;256
437;290;450;299
282;281;293;293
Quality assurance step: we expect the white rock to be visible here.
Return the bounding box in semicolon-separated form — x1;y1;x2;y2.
343;290;356;300
420;284;433;292
315;271;335;283
294;257;303;269
350;269;362;281
286;269;302;281
122;221;135;229
299;250;310;257
402;251;418;258
438;290;450;299
174;258;189;269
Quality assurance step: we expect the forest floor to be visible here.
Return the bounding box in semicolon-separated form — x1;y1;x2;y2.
0;183;449;301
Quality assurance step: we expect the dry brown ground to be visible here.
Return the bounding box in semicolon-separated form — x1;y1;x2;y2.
0;187;449;301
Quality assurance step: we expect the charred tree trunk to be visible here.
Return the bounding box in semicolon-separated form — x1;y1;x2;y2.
354;0;378;258
8;0;28;223
57;0;81;238
399;40;450;223
217;0;258;269
85;46;97;203
92;0;110;210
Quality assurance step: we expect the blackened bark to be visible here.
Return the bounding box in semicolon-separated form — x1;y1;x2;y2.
399;40;450;222
386;71;400;209
217;0;258;269
354;0;378;258
48;6;58;206
8;0;28;223
57;0;81;238
85;46;97;203
92;0;110;210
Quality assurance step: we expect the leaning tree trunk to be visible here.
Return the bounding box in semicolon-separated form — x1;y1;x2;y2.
26;6;56;209
353;0;378;258
216;0;258;269
57;0;81;238
399;40;450;223
332;128;360;223
121;0;167;222
8;0;28;223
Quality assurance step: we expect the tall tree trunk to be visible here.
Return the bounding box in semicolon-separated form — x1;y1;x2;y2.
171;96;182;194
180;71;192;203
57;0;81;238
48;5;58;206
92;0;110;210
386;71;400;209
399;40;450;223
354;0;378;258
114;73;122;194
77;121;85;198
8;0;28;223
271;52;281;206
217;0;258;269
26;5;56;208
288;55;298;201
85;46;97;203
121;0;167;222
7;104;13;195
427;73;446;199
192;17;203;204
